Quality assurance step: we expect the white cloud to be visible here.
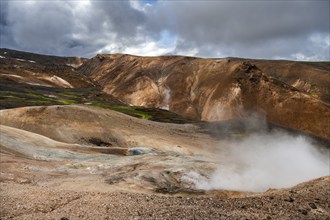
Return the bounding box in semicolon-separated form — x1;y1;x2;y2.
124;41;173;56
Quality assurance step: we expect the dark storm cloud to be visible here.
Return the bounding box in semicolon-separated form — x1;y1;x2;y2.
6;1;75;54
0;1;14;47
0;0;8;26
0;0;146;56
0;0;329;60
153;1;329;45
150;0;329;59
92;1;146;36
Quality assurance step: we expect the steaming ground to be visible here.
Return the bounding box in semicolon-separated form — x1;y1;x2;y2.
1;105;330;219
190;131;329;192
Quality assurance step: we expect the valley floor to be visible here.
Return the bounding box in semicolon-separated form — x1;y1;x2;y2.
0;105;329;219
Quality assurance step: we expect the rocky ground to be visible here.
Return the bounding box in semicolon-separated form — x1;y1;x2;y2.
0;105;329;220
0;176;329;219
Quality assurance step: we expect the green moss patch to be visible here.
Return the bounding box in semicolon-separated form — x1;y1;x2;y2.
90;102;152;120
0;79;193;124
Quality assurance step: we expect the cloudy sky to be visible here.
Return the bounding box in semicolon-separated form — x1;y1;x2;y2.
0;0;329;60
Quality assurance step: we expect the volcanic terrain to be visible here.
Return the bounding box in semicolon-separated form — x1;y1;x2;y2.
0;48;329;219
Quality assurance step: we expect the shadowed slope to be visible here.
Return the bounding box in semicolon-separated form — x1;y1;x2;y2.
0;48;93;88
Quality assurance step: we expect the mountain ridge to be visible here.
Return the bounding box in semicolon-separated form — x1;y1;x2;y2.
77;53;330;139
1;48;329;139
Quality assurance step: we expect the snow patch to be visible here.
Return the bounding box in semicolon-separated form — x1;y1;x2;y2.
15;58;36;63
47;75;73;88
0;56;5;59
16;58;26;62
66;63;82;68
45;94;58;98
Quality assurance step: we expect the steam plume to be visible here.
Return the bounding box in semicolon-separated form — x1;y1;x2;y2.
195;132;329;192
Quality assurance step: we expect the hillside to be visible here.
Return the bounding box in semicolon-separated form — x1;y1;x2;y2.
1;48;329;139
78;54;330;139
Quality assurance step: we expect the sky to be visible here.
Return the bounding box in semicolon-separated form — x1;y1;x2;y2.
0;0;329;60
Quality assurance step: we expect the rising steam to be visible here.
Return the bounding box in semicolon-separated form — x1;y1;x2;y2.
161;87;171;110
184;116;329;192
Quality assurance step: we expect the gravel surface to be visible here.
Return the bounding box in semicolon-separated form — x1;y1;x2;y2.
0;105;329;220
1;176;329;220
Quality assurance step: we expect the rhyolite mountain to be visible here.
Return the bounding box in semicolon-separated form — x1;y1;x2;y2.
1;48;329;139
77;54;330;139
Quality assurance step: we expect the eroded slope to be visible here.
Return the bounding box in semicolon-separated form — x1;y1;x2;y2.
79;55;330;139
